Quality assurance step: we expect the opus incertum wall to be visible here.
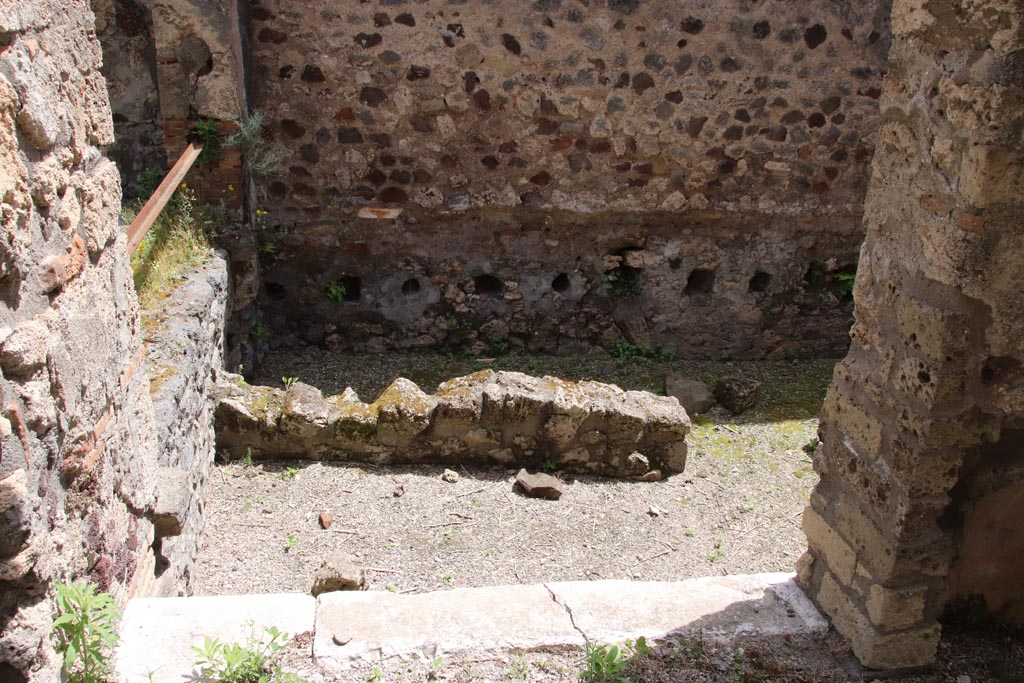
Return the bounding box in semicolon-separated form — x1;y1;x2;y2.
248;0;892;358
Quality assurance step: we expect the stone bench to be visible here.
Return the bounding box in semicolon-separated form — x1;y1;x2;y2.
214;370;690;478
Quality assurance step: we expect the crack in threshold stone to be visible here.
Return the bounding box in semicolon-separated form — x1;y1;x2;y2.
543;583;590;644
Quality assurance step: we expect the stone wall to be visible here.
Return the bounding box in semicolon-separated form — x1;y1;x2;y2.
143;253;229;597
0;2;162;680
248;0;891;358
92;0;167;197
798;0;1024;670
215;370;690;479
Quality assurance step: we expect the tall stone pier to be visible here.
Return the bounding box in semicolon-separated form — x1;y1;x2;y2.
799;0;1024;670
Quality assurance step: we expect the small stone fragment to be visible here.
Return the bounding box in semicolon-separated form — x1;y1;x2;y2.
441;469;459;483
647;504;667;517
311;551;366;596
714;376;760;414
393;484;406;497
515;468;563;500
319;512;333;529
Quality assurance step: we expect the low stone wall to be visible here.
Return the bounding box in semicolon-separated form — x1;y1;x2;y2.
142;252;229;596
215;371;690;479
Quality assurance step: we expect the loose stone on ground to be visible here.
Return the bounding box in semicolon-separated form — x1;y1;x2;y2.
516;469;564;500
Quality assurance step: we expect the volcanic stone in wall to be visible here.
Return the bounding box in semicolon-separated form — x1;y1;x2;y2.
0;2;162;681
249;0;891;218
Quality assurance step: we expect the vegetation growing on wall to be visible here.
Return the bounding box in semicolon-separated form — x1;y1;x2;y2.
128;179;215;312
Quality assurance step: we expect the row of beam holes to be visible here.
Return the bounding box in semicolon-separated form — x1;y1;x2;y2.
265;270;773;303
264;277;362;302
689;269;775;295
399;274;574;298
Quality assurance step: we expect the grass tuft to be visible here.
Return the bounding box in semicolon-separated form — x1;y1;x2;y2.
128;182;215;315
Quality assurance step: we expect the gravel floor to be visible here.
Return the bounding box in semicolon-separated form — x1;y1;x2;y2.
197;353;830;596
190;350;1024;682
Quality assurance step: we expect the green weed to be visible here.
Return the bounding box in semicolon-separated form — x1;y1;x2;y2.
52;581;121;683
605;340;671;365
325;280;348;303
192;625;310;683
706;535;726;563
598;268;643;300
226;111;281;176
580;637;650;683
250;322;270;342
190;118;224;166
833;271;856;299
129;185;214;314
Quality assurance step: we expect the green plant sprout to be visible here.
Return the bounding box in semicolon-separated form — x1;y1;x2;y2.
190;118;224;166
326;280;348;303
833;271;856;299
580;637;649;683
598;268;643;300
226;111;281;176
192;625;311;683
52;581;121;683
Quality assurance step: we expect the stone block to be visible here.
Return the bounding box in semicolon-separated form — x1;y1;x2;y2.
947;479;1024;620
821;390;883;461
280;382;333;441
15;89;59;149
311;551;366;595
0;468;31;556
817;572;940;670
431;371;491;438
890;355;966;408
375;378;437;448
896;296;971;362
959;145;1024;209
866;583;929;631
117;594;316;683
152;468;189;538
216;371;686;478
802;505;857;586
835;497;952;582
38;234;87;292
664;376;715;414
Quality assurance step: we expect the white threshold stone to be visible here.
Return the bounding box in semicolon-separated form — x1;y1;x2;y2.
116;593;316;683
314;572;826;672
115;573;826;681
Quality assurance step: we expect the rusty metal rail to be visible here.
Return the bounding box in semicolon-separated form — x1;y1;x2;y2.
126;140;204;254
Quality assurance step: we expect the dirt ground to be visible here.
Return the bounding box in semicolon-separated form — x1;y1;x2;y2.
196;350;1024;682
197;353;831;596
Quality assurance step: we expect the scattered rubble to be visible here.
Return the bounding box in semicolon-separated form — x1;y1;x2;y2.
714;377;761;414
311;551;366;596
665;376;716;415
515;469;564;500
